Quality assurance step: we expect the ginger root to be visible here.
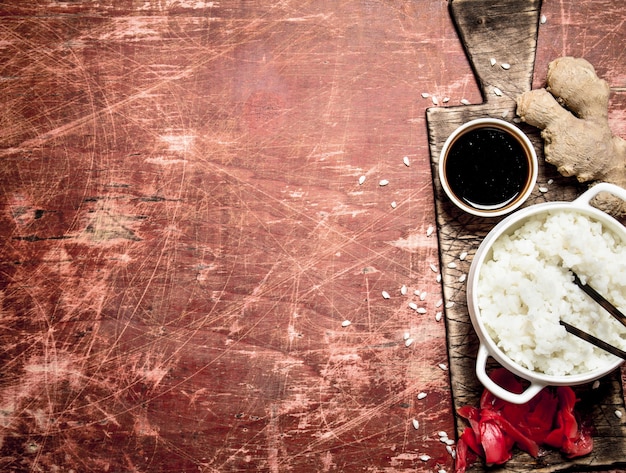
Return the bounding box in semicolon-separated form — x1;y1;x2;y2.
516;57;626;217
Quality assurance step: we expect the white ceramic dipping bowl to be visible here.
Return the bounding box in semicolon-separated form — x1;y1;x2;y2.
439;118;538;217
467;183;626;404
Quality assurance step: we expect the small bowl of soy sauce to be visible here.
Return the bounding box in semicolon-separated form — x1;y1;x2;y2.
439;118;538;217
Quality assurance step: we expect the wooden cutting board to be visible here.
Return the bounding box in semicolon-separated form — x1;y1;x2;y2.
427;0;626;470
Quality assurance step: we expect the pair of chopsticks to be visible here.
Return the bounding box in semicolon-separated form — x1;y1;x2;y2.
560;271;626;360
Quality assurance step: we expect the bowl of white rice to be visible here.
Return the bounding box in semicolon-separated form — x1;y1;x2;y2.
467;183;626;404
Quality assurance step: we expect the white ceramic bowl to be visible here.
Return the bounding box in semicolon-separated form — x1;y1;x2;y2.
439;118;538;217
467;183;626;404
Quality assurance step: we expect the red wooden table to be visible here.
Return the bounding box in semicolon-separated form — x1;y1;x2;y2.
0;1;624;472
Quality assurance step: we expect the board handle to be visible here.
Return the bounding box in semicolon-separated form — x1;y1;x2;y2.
449;0;543;103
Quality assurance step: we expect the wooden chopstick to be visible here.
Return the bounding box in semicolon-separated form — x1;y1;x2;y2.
571;271;626;328
559;320;626;360
563;271;626;359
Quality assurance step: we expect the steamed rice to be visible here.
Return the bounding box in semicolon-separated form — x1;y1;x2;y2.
478;210;626;376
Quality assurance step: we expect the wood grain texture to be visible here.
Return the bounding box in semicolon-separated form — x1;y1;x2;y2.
0;1;461;472
427;0;626;471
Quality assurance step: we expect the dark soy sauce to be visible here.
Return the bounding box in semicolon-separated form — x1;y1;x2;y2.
444;127;529;210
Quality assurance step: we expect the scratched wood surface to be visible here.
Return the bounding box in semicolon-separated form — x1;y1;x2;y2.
427;1;626;472
0;1;624;473
0;2;462;472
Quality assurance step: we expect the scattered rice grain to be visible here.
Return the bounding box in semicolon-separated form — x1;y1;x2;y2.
443;97;450;103
403;331;410;340
447;262;457;269
490;58;497;66
592;380;601;389
417;307;427;314
539;186;549;193
460;98;470;105
501;63;511;70
426;225;434;237
408;302;418;310
459;251;468;261
458;274;467;283
429;263;438;272
403;156;411;167
445;438;455;446
501;109;509;118
436;273;442;283
390;201;397;208
616;410;623;419
421;92;430;98
341;320;351;327
401;285;408;295
358;175;366;185
432;95;439;106
438;431;448;438
435;312;442;322
419;454;431;462
379;179;389;186
493;87;503;96
420;291;427;301
541;14;547;24
445;301;454;308
412;418;420;429
405;338;414;347
417;392;427;400
382;290;390;299
439;363;448;370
